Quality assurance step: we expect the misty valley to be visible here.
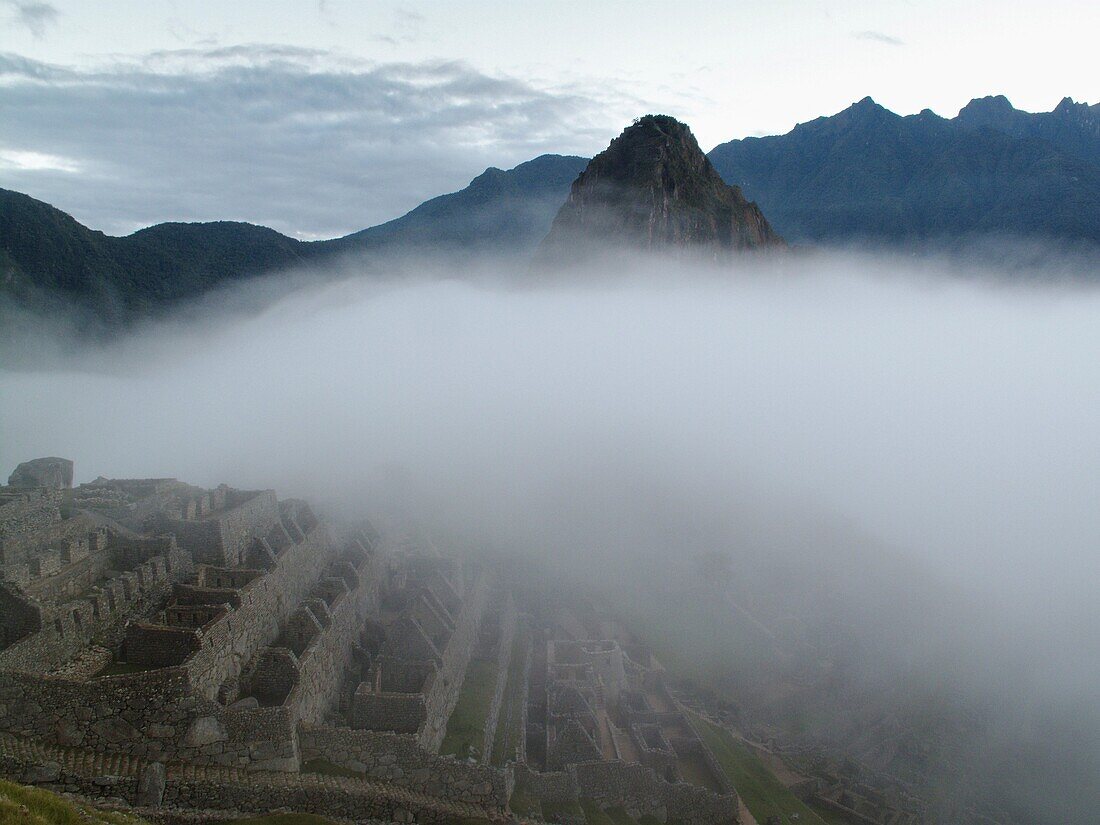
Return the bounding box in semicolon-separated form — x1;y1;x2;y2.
2;33;1099;825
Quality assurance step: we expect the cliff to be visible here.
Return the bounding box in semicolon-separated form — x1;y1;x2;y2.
536;114;783;263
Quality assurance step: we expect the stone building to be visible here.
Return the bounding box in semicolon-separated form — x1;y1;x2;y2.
0;457;743;824
0;458;515;822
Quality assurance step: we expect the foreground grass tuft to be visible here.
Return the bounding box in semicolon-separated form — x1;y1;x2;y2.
0;780;151;825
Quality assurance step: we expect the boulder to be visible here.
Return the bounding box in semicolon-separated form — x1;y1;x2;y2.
7;457;74;488
183;716;228;747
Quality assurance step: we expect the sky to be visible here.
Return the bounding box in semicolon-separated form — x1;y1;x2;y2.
1;0;1097;236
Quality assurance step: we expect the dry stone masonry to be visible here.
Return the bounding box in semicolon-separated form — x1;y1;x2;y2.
0;456;743;824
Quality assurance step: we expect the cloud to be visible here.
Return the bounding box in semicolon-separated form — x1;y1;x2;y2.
3;0;58;38
3;251;1100;822
853;29;905;47
0;47;621;237
372;6;426;46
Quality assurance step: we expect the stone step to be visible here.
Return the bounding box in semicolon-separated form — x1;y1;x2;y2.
0;731;504;820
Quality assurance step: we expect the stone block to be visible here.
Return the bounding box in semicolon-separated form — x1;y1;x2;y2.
136;762;166;807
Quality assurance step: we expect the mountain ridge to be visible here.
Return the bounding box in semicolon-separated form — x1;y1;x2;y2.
3;94;1098;327
0;154;588;325
707;94;1100;246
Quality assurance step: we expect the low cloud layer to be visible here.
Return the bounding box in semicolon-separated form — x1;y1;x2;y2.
3;252;1099;637
0;47;615;236
3;251;1099;820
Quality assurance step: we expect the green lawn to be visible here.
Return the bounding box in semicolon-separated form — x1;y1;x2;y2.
225;816;337;825
490;632;529;766
579;799;617;824
508;784;542;818
439;659;499;758
542;797;586;821
0;780;151;825
687;713;830;825
806;800;863;825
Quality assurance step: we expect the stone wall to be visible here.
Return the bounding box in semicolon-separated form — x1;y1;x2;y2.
151;490;279;568
417;570;491;752
350;687;426;733
0;665;299;770
125;622;202;669
298;723;513;812
0;487;61;542
517;629;533;765
0;583;41;651
0;554;175;674
0;731;489;824
184;524;334;700
216;491;281;566
287;552;379;725
570;760;739;825
513;762;577;804
0;519;335;770
481;594;518;764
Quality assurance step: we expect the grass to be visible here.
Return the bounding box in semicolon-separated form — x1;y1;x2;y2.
439;658;499;758
806;800;863;825
579;799;617;824
676;751;724;792
541;797;585;822
0;780;152;825
224;816;338;825
490;631;529;766
508;785;542;818
687;713;830;825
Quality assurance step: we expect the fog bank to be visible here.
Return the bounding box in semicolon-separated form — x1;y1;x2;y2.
3;249;1100;715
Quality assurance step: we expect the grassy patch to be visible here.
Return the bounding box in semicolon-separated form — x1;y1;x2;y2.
225;816;338;825
542;797;585;822
508;785;542;817
688;713;829;825
0;780;152;825
806;800;863;825
579;798;617;824
490;632;529;766
440;659;499;758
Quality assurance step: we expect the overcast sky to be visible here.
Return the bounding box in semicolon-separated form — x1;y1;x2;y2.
1;0;1096;237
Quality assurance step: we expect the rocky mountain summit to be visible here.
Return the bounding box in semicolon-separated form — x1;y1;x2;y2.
537;115;783;262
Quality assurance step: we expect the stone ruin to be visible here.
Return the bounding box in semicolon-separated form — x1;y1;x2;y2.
0;457;742;824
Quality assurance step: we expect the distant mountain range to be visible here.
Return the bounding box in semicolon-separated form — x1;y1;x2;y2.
0;154;587;325
708;95;1100;245
1;95;1097;325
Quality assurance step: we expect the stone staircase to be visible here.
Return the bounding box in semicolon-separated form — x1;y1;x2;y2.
0;731;503;822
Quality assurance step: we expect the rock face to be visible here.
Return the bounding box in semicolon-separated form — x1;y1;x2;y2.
537;114;782;262
7;457;74;489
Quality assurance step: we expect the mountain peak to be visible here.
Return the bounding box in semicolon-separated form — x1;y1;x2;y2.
955;95;1025;132
960;94;1015;115
536;114;782;262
